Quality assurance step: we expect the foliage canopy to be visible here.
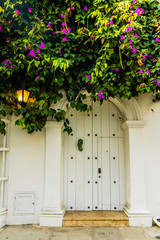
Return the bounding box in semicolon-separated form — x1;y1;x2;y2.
0;0;160;134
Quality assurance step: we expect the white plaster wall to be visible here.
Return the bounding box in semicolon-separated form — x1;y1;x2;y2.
7;116;45;225
137;93;160;217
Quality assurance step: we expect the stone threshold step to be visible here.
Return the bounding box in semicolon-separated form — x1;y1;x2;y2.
63;211;129;227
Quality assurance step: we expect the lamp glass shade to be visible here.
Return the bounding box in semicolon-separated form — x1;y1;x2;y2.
17;90;30;103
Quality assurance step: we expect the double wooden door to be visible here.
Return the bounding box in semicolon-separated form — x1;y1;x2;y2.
64;98;125;211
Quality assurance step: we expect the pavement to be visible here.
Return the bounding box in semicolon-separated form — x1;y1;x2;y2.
0;225;160;240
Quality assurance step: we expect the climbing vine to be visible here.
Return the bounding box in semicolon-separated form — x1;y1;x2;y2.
0;0;160;134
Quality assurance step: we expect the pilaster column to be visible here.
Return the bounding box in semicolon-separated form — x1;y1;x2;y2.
40;121;66;227
121;121;152;227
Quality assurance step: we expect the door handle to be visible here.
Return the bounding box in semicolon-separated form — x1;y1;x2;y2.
98;168;101;174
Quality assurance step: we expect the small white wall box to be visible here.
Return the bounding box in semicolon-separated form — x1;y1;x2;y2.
14;193;35;215
153;217;160;227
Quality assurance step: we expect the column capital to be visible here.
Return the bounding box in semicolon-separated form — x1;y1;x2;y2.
121;120;146;130
45;121;63;129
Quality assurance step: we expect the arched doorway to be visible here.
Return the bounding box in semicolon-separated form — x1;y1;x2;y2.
64;98;125;211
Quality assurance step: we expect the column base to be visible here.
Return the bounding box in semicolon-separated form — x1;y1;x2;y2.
40;206;66;227
124;205;152;227
0;209;7;228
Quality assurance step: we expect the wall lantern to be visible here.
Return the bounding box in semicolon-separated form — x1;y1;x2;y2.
16;89;30;107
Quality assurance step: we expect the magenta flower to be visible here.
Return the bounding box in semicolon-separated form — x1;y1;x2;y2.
133;0;136;4
148;53;152;58
61;28;67;34
28;8;32;13
88;75;91;79
98;90;105;100
61;14;65;18
52;31;56;35
143;55;147;60
25;45;29;50
39;42;45;48
37;76;40;79
84;6;88;11
111;68;113;72
67;26;72;32
106;22;109;26
146;69;150;74
50;61;53;65
48;24;51;29
71;6;75;10
88;81;91;85
0;26;1;31
9;61;12;65
155;37;159;42
58;50;61;54
128;26;133;31
140;8;144;14
123;28;128;33
62;22;66;26
139;69;143;74
132;47;137;53
129;5;133;9
110;20;113;25
36;49;41;54
16;10;20;15
4;59;8;64
132;33;134;35
154;79;160;85
130;45;133;49
121;35;125;41
154;59;157;62
135;8;140;15
10;65;14;69
90;35;94;39
115;68;119;72
2;65;6;68
135;34;139;38
74;48;77;51
37;57;40;60
128;19;132;23
129;40;133;45
63;37;67;41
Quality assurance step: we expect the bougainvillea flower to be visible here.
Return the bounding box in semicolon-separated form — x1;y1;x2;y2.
154;59;157;62
63;37;67;41
133;0;136;4
135;8;140;15
154;79;160;85
67;26;72;32
132;47;137;53
2;65;6;68
28;8;32;13
123;28;128;33
16;10;20;15
140;8;144;14
130;45;133;49
61;14;64;18
9;61;12;65
115;68;119;72
39;42;45;48
143;55;147;59
10;65;14;69
0;26;1;31
62;22;66;26
98;90;105;100
106;22;109;26
4;59;8;64
129;40;133;45
88;81;91;85
111;68;113;72
74;48;77;51
90;35;94;39
110;20;113;24
25;45;29;50
50;61;53;65
155;37;159;42
5;39;9;42
128;19;132;23
129;5;133;9
148;53;152;58
146;69;150;74
88;75;91;79
135;34;139;38
37;57;40;60
128;26;133;31
36;49;41;54
84;6;88;11
70;6;75;10
139;69;143;74
48;24;51;29
58;50;61;53
52;31;56;35
37;76;40;79
132;33;134;35
121;35;125;41
61;28;67;34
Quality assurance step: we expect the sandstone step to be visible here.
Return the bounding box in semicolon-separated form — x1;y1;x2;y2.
63;211;129;227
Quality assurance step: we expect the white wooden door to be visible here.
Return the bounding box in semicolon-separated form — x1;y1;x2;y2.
64;99;125;211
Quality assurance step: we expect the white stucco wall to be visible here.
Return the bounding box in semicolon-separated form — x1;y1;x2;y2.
7;117;45;225
4;93;160;225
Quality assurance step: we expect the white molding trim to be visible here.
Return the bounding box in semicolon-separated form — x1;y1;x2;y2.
121;120;146;130
0;209;8;228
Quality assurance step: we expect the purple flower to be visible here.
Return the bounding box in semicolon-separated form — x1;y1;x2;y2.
111;68;113;72
140;8;144;14
132;47;137;53
10;65;14;69
2;65;6;68
36;49;41;54
67;26;72;32
107;22;109;26
146;69;150;74
28;8;32;13
154;79;160;85
135;34;139;38
61;14;65;18
39;42;45;48
129;5;133;9
61;28;67;34
154;59;157;62
128;19;132;23
110;20;113;25
88;75;91;79
90;35;94;39
148;53;152;58
155;37;159;42
4;59;8;64
139;69;143;74
0;26;2;31
62;22;66;26
84;6;88;11
48;23;51;29
143;55;147;59
37;57;40;60
133;0;136;4
25;45;29;50
16;10;20;15
52;31;56;35
50;61;53;65
37;76;40;79
88;81;91;85
123;28;128;33
121;35;125;41
63;37;67;41
58;50;61;54
98;90;105;100
129;40;133;45
71;6;75;10
128;26;133;31
115;68;119;72
9;61;12;65
135;8;140;15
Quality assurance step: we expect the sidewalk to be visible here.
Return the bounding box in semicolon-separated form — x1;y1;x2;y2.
0;225;160;240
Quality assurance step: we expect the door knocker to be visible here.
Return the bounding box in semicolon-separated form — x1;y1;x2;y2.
77;139;83;151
